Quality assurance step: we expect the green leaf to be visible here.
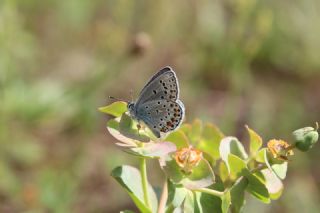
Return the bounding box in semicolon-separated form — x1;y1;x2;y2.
221;191;231;213
264;150;288;180
220;137;248;171
119;113;150;142
111;166;158;213
165;130;189;149
270;163;288;180
261;169;283;200
159;155;185;184
167;181;188;208
256;148;267;163
183;191;197;213
131;142;176;158
230;177;248;213
246;126;263;155
196;192;220;213
226;153;269;204
107;119;137;146
182;157;215;190
189;119;203;143
99;101;127;117
160;155;214;189
180;120;203;144
245;171;270;204
197;123;224;159
219;161;229;183
196;182;225;213
228;154;247;180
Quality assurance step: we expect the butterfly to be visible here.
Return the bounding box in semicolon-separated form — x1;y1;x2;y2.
127;66;185;138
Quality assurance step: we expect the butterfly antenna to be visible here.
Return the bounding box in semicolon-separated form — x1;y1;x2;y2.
129;89;134;102
108;96;127;103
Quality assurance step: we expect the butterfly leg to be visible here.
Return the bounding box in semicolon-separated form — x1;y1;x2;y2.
137;123;141;136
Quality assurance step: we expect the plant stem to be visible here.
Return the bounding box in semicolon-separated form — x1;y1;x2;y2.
157;178;168;213
193;187;224;197
140;156;151;209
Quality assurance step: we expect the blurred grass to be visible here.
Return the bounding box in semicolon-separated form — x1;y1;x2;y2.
0;0;320;212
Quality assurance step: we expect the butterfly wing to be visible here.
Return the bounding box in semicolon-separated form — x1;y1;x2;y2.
133;66;184;138
135;66;180;106
136;99;185;138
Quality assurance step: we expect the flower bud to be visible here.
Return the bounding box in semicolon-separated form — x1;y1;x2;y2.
267;139;294;161
292;126;319;152
174;147;202;174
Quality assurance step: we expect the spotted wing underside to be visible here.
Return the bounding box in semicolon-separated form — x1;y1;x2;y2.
137;99;185;138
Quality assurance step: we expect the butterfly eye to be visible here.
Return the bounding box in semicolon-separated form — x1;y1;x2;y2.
128;103;134;109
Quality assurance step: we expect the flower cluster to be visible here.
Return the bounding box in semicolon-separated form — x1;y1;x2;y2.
99;101;319;213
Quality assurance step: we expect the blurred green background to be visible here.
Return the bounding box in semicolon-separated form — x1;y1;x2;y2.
1;0;320;212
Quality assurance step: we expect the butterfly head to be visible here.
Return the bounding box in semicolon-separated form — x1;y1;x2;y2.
127;102;136;117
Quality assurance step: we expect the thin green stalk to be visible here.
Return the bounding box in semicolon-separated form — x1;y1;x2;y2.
157;178;168;213
140;156;151;209
193;187;224;197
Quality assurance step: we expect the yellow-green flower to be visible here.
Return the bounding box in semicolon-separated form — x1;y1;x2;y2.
267;139;294;161
174;147;202;174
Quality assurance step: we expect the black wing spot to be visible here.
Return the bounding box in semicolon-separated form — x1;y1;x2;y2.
158;101;161;104
164;91;167;94
161;96;164;99
153;90;157;94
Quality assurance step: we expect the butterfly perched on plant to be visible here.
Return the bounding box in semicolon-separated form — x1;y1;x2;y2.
112;67;185;138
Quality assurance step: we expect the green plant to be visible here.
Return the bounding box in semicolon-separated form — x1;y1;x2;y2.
99;102;319;213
